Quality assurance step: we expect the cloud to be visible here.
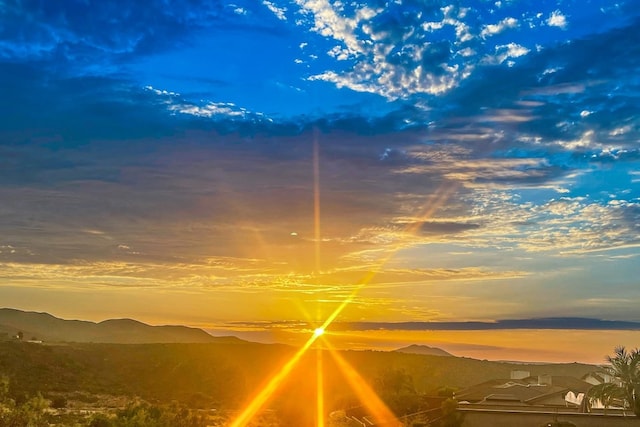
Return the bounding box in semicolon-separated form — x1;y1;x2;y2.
295;0;475;99
220;317;640;332
0;0;227;62
418;221;481;235
1;1;640;327
547;10;568;29
481;17;519;38
483;42;530;65
262;0;287;21
336;318;640;331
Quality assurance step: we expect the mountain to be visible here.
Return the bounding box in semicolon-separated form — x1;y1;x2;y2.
0;308;243;344
394;344;453;357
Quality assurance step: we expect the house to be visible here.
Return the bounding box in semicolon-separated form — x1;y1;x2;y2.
455;372;593;410
581;371;615;386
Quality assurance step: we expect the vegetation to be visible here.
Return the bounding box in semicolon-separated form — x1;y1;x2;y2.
374;368;427;416
87;402;207;427
587;346;640;415
4;340;638;424
0;376;49;427
438;398;464;427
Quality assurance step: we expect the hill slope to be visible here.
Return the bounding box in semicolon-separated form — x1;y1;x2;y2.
394;344;453;357
0;308;239;344
0;340;597;410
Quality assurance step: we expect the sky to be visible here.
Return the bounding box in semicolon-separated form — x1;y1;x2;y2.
1;0;640;363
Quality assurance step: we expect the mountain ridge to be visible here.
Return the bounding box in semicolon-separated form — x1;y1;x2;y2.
0;307;242;344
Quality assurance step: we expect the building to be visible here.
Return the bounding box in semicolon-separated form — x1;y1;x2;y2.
455;371;593;410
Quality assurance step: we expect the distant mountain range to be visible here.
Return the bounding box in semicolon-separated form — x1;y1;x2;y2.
394;344;453;357
0;308;243;344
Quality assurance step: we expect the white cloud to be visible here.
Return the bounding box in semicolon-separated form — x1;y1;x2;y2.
553;130;598;150
263;1;287;21
169;102;246;118
144;85;179;97
233;7;248;15
327;45;350;61
295;2;478;99
483;43;530;65
609;125;631;136
481;17;519;38
547;10;568;29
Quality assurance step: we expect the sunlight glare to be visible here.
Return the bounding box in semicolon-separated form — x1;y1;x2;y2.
229;142;455;427
325;340;402;426
229;331;321;427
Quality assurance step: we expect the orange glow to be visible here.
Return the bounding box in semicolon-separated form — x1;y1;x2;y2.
229;331;321;427
230;144;457;426
316;345;325;427
324;338;402;426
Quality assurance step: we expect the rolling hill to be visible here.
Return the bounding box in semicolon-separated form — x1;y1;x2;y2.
0;308;241;344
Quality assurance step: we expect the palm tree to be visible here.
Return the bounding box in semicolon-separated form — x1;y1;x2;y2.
588;346;640;416
587;382;624;414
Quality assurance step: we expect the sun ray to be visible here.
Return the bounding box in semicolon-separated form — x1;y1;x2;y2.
229;141;458;426
324;338;402;426
229;332;321;427
316;344;325;427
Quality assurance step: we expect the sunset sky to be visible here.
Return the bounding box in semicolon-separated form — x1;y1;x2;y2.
1;0;639;363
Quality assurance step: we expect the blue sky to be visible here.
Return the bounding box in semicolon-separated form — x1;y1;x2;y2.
1;0;640;360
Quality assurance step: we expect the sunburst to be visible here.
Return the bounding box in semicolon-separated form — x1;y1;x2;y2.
229;133;453;426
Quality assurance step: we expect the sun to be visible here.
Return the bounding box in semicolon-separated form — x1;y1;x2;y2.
314;327;325;337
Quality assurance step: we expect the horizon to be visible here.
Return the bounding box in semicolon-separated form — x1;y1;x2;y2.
1;0;639;368
3;306;638;365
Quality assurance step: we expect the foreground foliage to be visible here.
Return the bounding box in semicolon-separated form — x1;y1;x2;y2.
0;377;49;427
587;346;640;415
87;403;207;427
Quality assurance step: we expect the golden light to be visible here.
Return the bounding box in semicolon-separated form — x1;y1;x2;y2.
325;339;402;427
228;134;457;427
316;343;325;427
229;331;321;427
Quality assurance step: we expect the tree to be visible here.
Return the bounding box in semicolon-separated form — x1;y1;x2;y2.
373;368;426;416
439;398;463;427
587;382;624;414
587;346;640;416
50;396;67;409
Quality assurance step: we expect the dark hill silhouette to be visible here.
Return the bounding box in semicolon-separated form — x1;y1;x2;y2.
394;344;453;357
0;308;242;344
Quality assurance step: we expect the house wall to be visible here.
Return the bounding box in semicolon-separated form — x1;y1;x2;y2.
459;408;640;427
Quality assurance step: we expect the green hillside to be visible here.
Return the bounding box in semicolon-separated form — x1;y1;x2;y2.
0;340;596;411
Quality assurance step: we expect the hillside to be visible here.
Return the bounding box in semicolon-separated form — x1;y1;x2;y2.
0;340;597;411
0;308;240;344
394;344;453;357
